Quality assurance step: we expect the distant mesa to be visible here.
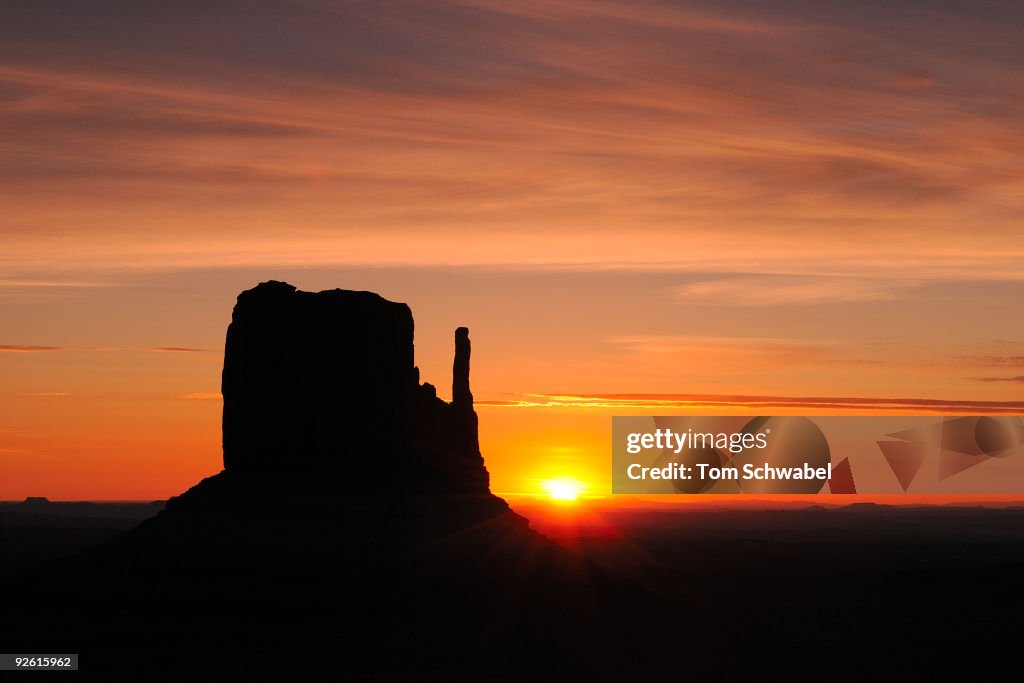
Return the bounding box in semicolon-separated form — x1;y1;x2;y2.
22;496;50;505
221;280;489;494
2;280;646;678
14;280;528;581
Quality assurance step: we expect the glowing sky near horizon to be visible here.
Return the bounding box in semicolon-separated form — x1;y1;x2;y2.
2;0;1024;498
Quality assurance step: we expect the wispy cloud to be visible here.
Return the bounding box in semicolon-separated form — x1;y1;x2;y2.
962;356;1024;368
609;334;838;350
887;71;939;92
676;275;906;306
607;334;842;370
969;376;1024;384
0;1;1023;278
2;345;216;354
181;392;220;400
0;279;115;288
478;392;1024;414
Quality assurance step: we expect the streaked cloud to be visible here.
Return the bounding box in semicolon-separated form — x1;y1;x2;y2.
0;279;115;288
0;1;1022;279
961;355;1024;367
479;392;1024;414
969;376;1024;384
151;347;215;354
676;275;905;306
2;345;216;354
607;334;842;369
887;71;939;92
181;393;221;400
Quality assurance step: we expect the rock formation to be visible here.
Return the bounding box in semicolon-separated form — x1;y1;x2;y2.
453;326;473;409
221;281;489;493
1;280;657;679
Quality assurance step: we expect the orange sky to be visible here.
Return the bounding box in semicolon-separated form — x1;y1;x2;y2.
2;1;1023;499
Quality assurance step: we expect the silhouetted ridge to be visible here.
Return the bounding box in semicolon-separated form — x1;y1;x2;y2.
222;280;489;493
1;280;670;679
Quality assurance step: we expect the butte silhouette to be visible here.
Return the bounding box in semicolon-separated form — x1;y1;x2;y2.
1;281;657;678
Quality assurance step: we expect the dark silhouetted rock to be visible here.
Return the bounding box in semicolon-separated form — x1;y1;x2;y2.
453;325;473;409
222;280;490;494
0;281;663;679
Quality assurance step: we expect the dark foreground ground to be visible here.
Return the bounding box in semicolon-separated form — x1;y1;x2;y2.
0;499;164;584
3;496;1023;680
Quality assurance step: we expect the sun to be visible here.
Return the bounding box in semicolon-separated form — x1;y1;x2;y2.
540;478;585;502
